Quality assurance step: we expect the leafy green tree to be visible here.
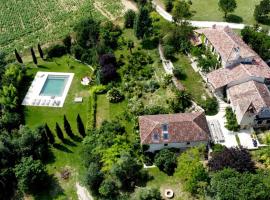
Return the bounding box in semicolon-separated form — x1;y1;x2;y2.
0;52;7;81
218;0;237;19
172;0;193;23
208;147;255;173
63;35;72;53
14;157;48;194
55;122;64;142
14;49;23;63
0;169;17;200
77;114;86;137
134;7;152;39
17;126;49;161
154;149;177;175
0;84;18;111
175;146;209;194
2;63;25;88
241;26;270;61
110;152;144;190
37;44;44;60
124;9;136;28
44;123;54;144
254;0;270;24
133;187;162;200
47;44;67;58
99;178;118;198
200;97;219;116
64;115;74;138
0;134;16;168
169;90;192;113
31;48;37;65
84;162;104;195
208;168;270;200
164;0;174;12
163;44;175;59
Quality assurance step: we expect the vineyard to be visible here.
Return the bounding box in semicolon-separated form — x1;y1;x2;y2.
0;0;124;54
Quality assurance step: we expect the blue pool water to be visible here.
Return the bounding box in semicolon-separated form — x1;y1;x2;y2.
40;75;69;97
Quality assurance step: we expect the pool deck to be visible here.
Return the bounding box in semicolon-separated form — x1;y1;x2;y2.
22;71;74;107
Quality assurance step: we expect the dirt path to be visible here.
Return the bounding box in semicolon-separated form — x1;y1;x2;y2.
76;182;93;200
121;0;138;12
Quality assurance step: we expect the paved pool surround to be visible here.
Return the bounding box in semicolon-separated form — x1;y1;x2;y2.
22;72;74;107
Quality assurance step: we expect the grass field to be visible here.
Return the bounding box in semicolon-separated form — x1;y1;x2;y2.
173;54;210;104
24;56;92;199
0;0;123;54
190;0;261;25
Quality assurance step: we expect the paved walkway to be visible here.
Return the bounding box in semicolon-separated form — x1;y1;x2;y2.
76;182;93;200
152;0;245;29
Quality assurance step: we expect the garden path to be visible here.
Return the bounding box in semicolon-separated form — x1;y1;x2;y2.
76;182;93;200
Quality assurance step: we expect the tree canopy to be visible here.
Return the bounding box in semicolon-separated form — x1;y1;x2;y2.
218;0;237;18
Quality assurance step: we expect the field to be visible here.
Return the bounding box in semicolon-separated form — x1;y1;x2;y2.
190;0;261;25
24;56;92;199
0;0;124;54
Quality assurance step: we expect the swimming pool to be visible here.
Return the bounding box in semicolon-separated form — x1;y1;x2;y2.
40;75;69;97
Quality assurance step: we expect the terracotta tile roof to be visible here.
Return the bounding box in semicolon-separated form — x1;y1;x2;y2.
195;26;257;63
227;80;270;121
139;112;210;145
206;63;270;90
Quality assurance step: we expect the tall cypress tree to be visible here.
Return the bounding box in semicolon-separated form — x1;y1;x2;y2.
45;123;55;144
55;122;64;142
134;6;152;39
64;115;74;138
14;49;23;63
76;114;86;137
31;47;37;65
38;44;44;59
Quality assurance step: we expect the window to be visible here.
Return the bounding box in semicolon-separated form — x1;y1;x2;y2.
163;132;169;140
164;143;168;146
267;120;270;124
162;124;168;132
186;141;190;145
153;133;159;141
257;120;263;125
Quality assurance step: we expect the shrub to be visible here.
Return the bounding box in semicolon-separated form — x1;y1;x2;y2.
98;53;118;84
47;44;67;58
133;187;162;200
144;80;160;93
173;66;186;80
163;45;175;59
107;88;124;103
164;0;174;12
200;97;219;116
98;178;118;198
225;107;240;131
84;163;104;195
154;149;177;175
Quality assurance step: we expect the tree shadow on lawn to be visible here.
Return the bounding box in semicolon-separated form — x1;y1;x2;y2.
70;134;82;142
33;175;65;200
226;14;243;23
43;147;56;164
53;143;73;153
37;64;49;69
63;138;77;147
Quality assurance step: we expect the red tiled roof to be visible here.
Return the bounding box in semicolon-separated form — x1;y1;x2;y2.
207;62;270;90
139;112;210;144
195;26;257;63
227;80;270;121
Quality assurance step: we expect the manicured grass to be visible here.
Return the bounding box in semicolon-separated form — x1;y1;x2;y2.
24;56;92;199
190;0;261;25
173;54;210;104
96;94;128;127
147;167;196;200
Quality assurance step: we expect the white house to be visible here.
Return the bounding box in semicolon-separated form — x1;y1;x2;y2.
139;112;210;152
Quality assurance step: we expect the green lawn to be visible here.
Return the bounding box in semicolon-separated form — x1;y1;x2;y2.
190;0;261;25
173;54;210;104
147;167;197;200
23;56;92;199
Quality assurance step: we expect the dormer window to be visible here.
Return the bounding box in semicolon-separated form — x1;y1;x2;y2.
153;133;159;141
162;124;168;132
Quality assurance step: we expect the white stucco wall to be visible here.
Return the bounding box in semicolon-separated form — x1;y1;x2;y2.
147;141;208;152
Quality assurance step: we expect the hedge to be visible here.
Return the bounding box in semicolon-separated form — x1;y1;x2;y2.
86;85;107;131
